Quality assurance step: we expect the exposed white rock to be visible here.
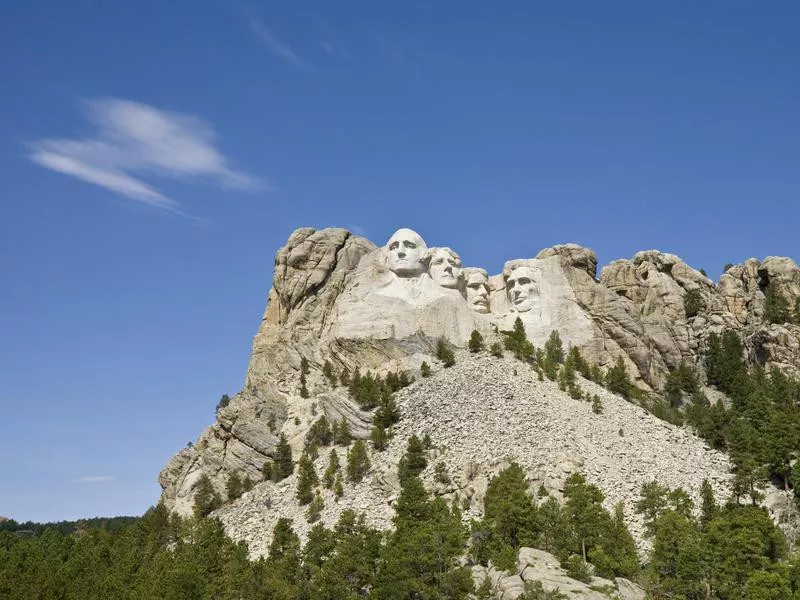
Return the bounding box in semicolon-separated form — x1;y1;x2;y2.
159;226;800;559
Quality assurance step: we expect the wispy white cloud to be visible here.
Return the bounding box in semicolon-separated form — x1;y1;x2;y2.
27;98;262;213
74;476;115;484
249;17;304;68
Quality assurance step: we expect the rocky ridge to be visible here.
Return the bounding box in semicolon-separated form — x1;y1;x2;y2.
159;226;800;582
214;352;731;558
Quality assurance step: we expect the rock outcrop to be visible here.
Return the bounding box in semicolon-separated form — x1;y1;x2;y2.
159;226;800;561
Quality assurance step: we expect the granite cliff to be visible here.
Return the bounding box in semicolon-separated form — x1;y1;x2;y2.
159;227;800;571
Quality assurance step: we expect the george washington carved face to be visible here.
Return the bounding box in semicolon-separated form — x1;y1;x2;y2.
386;228;427;277
506;266;538;312
429;247;462;289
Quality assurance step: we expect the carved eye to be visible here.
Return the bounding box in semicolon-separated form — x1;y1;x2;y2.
519;277;531;285
389;242;399;251
403;241;416;249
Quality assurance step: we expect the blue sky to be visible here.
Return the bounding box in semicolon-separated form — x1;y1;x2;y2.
1;1;798;522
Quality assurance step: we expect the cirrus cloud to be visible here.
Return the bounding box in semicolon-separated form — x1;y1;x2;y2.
28;98;264;213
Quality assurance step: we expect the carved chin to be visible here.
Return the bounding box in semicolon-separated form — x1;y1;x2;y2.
512;298;533;312
436;278;459;289
391;265;424;277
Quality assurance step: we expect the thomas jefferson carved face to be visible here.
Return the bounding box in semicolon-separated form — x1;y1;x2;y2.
506;266;538;312
465;269;490;313
429;248;462;289
386;228;427;277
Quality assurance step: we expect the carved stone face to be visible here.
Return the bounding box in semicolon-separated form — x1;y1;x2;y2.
465;270;490;313
506;266;538;312
429;248;462;289
386;228;427;277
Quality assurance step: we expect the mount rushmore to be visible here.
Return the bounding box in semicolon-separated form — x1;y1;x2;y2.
159;226;800;524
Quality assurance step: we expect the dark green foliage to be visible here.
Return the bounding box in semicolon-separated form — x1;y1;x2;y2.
374;392;400;429
691;335;800;491
307;415;333;447
544;330;564;367
420;360;432;377
664;360;698;407
723;262;734;272
296;453;319;505
398;434;427;484
306;491;324;523
333;473;344;499
216;393;231;412
339;367;350;387
373;475;473;599
468;329;485;353
348;368;410;410
591;395;603;414
503;317;535;362
300;370;309;398
370;424;388;450
604;355;635;400
490;342;503;357
193;474;221;518
565;346;591;380
795;297;800;324
332;417;352;445
436;337;456;367
684;289;704;318
275;433;294;480
646;502;789;600
700;478;718;526
226;471;243;501
565;555;592;582
346;440;370;483
764;281;791;324
322;449;340;489
262;459;275;482
705;330;748;398
322;359;336;385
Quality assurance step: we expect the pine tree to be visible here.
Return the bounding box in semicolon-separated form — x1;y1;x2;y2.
374;393;400;429
323;449;340;488
490;342;503;357
436;338;456;367
605;356;633;400
468;330;485;353
193;474;221;518
398;434;428;484
764;282;791;324
216;394;231;412
333;418;351;445
296;453;318;505
226;471;244;501
346;440;370;483
322;360;336;385
299;370;309;398
275;433;294;480
306;490;324;522
699;479;717;527
370;425;388;451
502;317;534;362
420;361;432;377
591;395;603;414
334;473;344;500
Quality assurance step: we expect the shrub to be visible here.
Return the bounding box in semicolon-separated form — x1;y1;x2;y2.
346;440;370;483
490;342;503;357
684;289;704;318
764;282;791;324
420;361;432;377
468;330;485;353
436;338;456;367
216;394;230;412
226;472;243;501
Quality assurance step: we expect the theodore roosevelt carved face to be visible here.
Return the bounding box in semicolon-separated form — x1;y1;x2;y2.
464;268;490;313
429;247;462;289
506;266;538;312
386;228;427;277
